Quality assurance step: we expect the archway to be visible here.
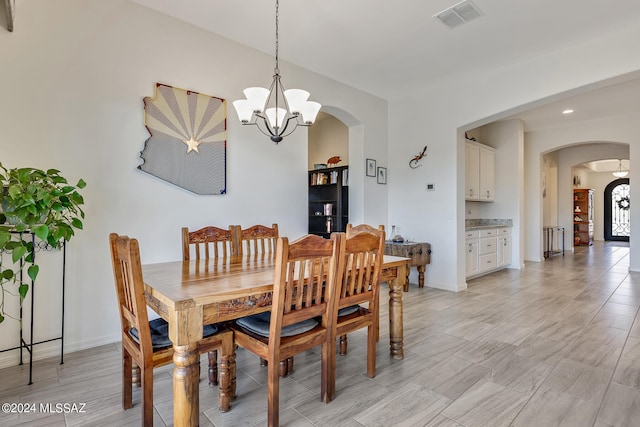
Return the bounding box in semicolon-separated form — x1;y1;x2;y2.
307;106;371;229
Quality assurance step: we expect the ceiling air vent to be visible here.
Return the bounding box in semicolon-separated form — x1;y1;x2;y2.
433;0;483;29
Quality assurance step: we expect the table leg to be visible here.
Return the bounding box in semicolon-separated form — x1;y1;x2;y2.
417;265;426;288
173;344;200;426
403;267;410;292
388;262;406;359
218;337;234;412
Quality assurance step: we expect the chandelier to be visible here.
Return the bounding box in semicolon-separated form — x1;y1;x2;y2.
232;0;321;143
613;159;629;178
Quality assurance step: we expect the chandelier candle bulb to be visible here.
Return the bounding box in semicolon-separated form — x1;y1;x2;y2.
301;101;322;124
243;87;270;112
232;99;253;123
283;89;310;114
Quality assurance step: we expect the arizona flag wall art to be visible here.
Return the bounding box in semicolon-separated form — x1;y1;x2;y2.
139;83;227;195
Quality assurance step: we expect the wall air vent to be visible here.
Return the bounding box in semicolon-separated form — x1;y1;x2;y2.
433;0;483;29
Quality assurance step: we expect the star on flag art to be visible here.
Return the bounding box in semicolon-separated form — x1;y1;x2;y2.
139;83;227;194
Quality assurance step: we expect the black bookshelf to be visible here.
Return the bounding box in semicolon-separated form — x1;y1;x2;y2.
308;166;348;237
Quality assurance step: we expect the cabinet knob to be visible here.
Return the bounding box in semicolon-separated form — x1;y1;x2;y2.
418;249;423;255
487;190;490;197
470;189;474;196
408;251;413;256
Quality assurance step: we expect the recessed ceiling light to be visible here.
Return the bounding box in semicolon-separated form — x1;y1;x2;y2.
562;109;574;114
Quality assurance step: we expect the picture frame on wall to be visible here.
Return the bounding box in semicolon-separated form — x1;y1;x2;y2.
377;167;387;184
366;158;376;177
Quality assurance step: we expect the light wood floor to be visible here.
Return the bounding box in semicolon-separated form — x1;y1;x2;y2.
1;242;638;426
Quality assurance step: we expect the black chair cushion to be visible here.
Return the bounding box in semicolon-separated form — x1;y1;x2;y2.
338;305;360;317
236;311;318;338
130;318;219;350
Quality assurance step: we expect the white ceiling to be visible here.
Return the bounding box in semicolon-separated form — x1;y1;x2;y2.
130;0;640;132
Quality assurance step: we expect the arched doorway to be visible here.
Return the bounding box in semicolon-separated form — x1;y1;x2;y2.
604;178;630;241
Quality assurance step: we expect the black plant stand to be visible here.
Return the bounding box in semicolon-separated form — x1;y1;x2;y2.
0;231;65;385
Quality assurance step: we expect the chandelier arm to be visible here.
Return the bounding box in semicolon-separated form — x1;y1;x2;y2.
251;114;278;138
277;116;296;138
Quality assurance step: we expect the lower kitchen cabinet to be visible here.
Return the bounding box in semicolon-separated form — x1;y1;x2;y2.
466;226;512;279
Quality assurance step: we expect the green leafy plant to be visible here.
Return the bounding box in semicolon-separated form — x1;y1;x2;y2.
0;163;86;324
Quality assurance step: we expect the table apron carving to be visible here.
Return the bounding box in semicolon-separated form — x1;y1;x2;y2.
205;292;273;323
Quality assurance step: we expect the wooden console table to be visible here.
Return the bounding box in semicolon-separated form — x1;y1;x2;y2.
385;241;431;291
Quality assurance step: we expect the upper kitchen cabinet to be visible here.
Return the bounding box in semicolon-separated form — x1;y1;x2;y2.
465;139;495;202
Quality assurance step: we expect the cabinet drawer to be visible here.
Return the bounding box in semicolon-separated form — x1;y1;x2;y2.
465;230;479;239
479;237;497;255
479;229;497;238
479;253;497;272
498;227;511;236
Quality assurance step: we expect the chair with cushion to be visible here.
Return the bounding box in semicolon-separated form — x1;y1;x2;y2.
182;225;236;260
233;223;282;370
110;233;234;425
334;225;385;384
230;233;344;427
182;225;236;385
234;223;279;258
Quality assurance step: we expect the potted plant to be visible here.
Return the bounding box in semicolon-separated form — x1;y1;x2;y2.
0;163;86;323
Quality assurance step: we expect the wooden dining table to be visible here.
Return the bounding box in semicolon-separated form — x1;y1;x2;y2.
142;254;409;426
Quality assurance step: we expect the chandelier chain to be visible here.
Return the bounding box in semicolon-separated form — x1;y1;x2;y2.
274;0;279;73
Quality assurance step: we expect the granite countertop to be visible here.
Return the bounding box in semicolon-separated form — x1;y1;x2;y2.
465;219;513;230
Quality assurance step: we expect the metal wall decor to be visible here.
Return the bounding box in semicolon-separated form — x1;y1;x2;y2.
409;146;427;169
139;83;227;195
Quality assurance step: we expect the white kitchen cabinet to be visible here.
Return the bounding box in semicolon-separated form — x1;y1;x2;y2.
465;230;479;277
479;145;495;201
497;228;512;267
466;227;512;278
465;142;480;200
478;229;497;273
465;140;495;202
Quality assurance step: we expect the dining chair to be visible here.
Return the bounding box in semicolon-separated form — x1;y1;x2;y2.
343;224;385;349
233;223;281;370
230;233;344;427
333;225;385;391
110;233;234;425
182;225;236;260
182;225;236;385
234;223;279;258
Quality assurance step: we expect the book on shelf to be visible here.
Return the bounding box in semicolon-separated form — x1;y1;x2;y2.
311;172;329;185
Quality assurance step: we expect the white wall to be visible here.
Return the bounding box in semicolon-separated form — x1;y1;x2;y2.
0;0;388;366
308;114;349;169
472;120;525;269
388;19;640;291
543;152;559;227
